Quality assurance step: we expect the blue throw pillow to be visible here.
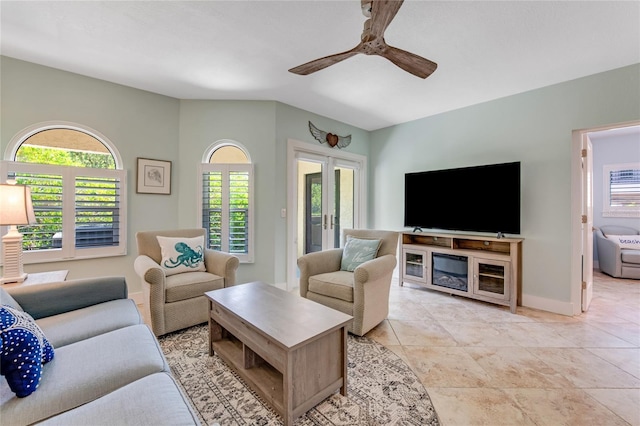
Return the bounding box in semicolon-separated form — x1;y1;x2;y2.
1;305;54;397
340;236;382;272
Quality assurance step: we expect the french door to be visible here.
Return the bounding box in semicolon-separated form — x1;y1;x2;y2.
287;139;367;290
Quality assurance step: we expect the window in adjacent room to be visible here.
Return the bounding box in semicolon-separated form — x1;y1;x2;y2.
603;162;640;217
0;123;126;263
199;141;254;262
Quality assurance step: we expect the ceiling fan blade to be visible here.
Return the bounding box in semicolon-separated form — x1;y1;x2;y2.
289;45;362;75
380;45;438;79
369;0;404;38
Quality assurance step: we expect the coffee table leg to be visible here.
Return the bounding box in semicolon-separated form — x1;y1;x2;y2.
208;301;223;356
341;326;348;396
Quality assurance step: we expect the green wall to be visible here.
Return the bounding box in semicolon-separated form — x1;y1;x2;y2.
369;63;640;312
1;56;180;290
2;55;639;314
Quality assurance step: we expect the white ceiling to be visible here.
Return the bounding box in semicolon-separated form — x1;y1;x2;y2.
1;0;639;131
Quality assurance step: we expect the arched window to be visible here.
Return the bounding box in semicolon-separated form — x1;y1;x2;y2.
199;141;253;262
1;122;126;263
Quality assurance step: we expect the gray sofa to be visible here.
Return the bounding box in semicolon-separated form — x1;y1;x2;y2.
0;276;200;425
595;225;640;279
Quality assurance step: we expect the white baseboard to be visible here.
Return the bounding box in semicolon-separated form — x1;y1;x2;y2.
521;293;575;316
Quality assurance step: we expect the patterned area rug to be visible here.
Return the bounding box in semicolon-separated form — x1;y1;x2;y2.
159;324;440;426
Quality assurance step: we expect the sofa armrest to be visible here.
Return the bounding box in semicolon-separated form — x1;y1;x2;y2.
203;249;240;286
596;232;622;276
6;276;128;320
297;248;344;297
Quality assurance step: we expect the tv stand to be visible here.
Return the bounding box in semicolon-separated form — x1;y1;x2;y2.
412;227;423;233
399;231;523;313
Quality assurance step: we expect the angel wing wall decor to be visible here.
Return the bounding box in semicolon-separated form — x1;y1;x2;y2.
309;121;352;149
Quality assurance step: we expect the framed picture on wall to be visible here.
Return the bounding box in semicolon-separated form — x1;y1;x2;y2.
137;158;171;195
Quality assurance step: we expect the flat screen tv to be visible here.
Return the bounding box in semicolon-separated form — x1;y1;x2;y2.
404;161;521;235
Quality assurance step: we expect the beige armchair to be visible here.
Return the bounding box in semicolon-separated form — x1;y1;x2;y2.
134;228;239;336
298;229;399;336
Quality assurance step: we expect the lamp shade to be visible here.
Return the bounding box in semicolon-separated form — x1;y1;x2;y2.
0;184;36;226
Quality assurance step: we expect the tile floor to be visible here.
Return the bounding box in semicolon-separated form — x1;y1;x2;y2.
366;270;640;425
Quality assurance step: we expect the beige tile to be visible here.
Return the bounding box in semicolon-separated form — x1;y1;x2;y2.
505;388;630;426
587;347;640;378
365;319;400;346
543;322;636;348
389;319;459;347
588;321;640;346
388;300;435;321
438;321;521;347
515;306;581;323
427;387;536;426
583;388;640;426
465;346;575;388
402;346;492;388
385;271;639;425
528;347;640;388
491;322;578;348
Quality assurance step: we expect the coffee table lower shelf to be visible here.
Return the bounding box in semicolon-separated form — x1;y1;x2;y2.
211;337;285;413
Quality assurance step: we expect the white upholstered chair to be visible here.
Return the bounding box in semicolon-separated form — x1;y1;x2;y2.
297;229;399;336
134;228;239;336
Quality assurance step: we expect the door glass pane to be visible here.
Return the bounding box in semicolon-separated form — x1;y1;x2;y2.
333;166;354;248
297;160;323;256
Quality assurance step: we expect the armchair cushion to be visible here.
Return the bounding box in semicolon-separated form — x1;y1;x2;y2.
606;235;640;250
1;306;54;397
165;271;224;303
309;271;355;302
157;236;206;276
340;236;381;272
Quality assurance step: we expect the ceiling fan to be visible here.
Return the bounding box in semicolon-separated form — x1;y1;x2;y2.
288;0;437;79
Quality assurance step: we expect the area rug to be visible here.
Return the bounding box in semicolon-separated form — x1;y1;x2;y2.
159;324;440;426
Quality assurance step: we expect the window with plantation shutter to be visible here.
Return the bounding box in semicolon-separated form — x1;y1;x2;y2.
200;142;253;263
603;163;640;217
1;123;126;263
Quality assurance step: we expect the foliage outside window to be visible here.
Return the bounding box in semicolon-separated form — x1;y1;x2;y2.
1;126;126;263
603;163;640;217
199;143;254;263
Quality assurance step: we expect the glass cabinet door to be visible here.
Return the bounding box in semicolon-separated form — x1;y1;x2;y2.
403;249;428;284
473;258;510;301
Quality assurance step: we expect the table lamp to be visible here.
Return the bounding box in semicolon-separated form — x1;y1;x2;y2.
0;183;36;284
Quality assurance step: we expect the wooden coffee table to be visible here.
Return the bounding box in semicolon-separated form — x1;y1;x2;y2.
205;281;352;426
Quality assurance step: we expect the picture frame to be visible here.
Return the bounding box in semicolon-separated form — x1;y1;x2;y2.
136;158;171;195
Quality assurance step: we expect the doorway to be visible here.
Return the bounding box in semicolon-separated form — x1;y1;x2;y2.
286;139;367;291
571;120;640;314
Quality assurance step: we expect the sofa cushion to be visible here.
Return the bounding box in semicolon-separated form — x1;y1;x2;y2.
621;250;640;264
157;235;206;276
340;236;381;272
165;271;224;303
0;306;55;397
309;271;355;302
0;324;169;425
607;234;640;250
36;372;199;425
35;299;143;348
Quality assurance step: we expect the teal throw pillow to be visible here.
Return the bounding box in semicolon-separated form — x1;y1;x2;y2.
1;305;55;397
340;236;382;272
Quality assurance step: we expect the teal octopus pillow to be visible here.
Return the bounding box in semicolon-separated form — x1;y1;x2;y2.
1;305;55;397
340;236;382;272
157;235;206;276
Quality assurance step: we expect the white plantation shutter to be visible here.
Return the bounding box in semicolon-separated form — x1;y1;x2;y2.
1;161;126;262
603;163;640;217
200;163;253;262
